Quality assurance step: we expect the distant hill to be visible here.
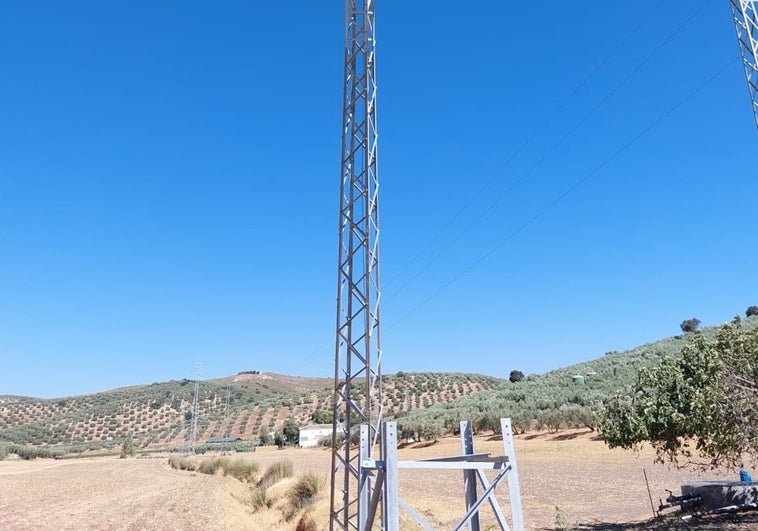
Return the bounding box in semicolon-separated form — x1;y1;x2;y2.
3;316;757;451
0;371;501;451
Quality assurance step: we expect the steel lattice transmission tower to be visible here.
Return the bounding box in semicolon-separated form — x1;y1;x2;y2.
330;0;383;529
730;0;758;130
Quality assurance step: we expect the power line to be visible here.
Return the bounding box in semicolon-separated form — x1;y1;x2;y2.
383;0;667;292
283;0;716;378
382;0;713;307
284;0;674;376
384;56;738;334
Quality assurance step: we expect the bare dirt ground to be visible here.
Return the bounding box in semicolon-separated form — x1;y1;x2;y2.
0;457;249;530
2;430;756;530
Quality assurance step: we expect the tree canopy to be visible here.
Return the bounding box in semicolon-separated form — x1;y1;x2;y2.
680;317;701;333
599;321;758;467
509;370;525;383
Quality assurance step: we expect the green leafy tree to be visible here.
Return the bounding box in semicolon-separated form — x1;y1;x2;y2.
310;410;333;424
680;317;701;333
259;427;272;446
282;418;300;445
747;305;758;318
509;370;525;383
599;322;758;467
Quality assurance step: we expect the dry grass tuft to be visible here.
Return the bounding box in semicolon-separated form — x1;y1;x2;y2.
259;459;293;488
249;485;270;511
169;456;259;482
289;472;325;510
223;458;259;482
167;455;197;472
197;457;224;475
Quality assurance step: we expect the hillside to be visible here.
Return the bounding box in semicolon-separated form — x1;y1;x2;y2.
3;316;757;452
393;316;758;438
0;372;501;451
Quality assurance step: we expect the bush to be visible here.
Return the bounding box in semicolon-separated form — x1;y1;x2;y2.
6;445;51;460
747;306;758;318
259;427;272;446
232;441;256;453
509;370;525;383
120;436;136;458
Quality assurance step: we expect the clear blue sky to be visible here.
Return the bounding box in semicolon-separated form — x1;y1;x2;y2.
2;1;757;398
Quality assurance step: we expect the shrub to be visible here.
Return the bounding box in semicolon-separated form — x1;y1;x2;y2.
7;445;51;460
259;427;272;446
747;306;758;318
120;436;136;458
233;441;256;453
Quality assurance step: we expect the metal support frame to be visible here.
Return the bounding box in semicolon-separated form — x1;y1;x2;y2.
330;0;382;529
730;0;758;131
461;421;481;531
361;419;524;530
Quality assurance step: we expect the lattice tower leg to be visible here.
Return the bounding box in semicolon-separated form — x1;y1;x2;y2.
730;0;758;131
329;0;383;529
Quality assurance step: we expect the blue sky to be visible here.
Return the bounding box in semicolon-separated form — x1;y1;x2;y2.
1;1;757;398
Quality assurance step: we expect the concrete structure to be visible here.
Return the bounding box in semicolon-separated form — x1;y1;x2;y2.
299;424;332;448
681;481;758;512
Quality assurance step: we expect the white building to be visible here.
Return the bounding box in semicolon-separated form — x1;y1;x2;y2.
298;423;333;448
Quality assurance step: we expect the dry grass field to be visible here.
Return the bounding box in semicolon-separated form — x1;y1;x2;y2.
1;430;756;530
